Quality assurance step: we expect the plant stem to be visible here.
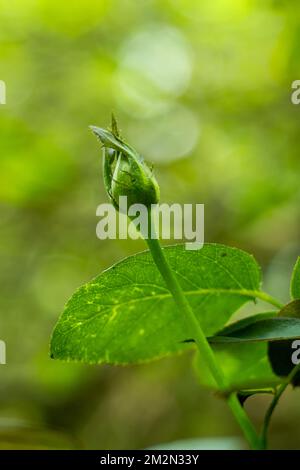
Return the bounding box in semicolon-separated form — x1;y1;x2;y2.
261;362;300;449
145;210;262;450
227;393;262;449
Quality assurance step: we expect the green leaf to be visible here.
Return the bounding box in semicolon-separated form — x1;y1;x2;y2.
196;312;284;391
212;312;276;336
50;243;261;364
194;342;280;392
209;317;300;344
207;312;300;388
291;257;300;299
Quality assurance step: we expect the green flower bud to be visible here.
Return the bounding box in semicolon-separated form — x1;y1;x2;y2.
90;117;160;213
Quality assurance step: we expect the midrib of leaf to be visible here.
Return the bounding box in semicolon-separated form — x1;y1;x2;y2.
66;287;281;333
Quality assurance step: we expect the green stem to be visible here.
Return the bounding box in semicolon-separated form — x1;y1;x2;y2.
227;393;262;449
145;209;262;450
261;362;300;449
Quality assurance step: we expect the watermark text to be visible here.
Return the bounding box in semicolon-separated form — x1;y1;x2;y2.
96;197;204;250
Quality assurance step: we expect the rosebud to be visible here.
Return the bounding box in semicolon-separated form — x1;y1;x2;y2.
90;117;160;213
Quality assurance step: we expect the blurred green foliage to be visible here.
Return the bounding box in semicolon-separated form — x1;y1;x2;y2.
1;0;300;449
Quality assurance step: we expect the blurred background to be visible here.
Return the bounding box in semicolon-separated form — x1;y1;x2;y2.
1;0;300;450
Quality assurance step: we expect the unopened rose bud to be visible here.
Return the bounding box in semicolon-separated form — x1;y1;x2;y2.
90;117;160;212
